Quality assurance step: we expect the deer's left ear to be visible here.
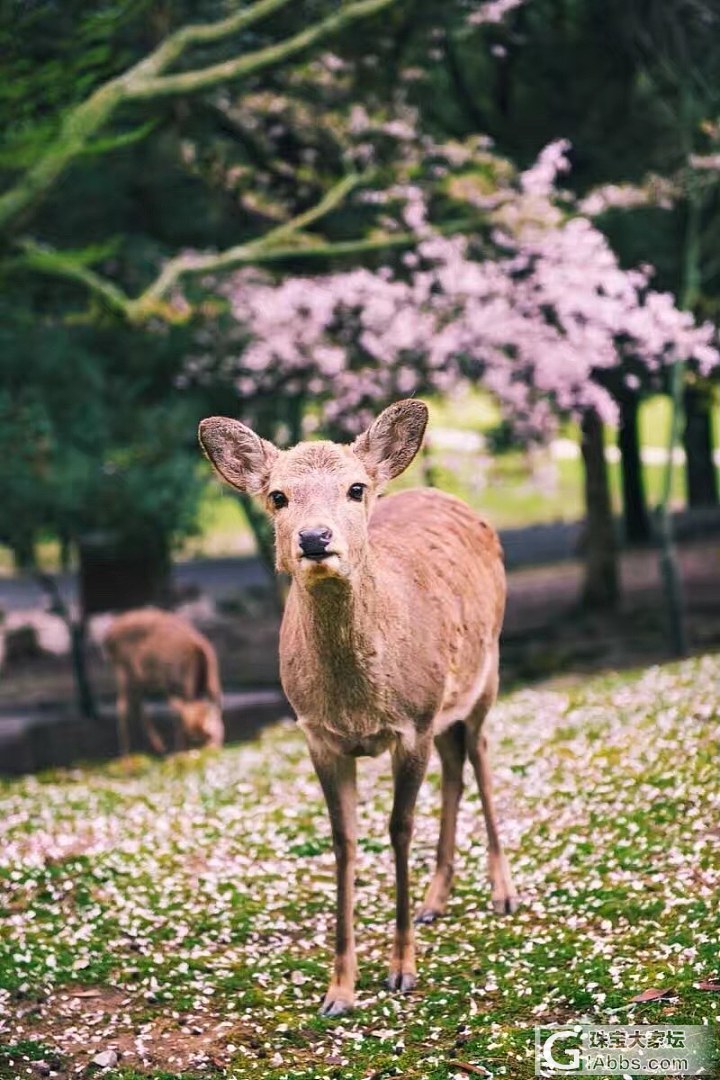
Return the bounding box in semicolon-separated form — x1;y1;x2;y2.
198;416;279;495
352;399;428;484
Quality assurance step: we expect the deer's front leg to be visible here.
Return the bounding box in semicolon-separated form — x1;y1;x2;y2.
308;743;357;1017
388;735;432;993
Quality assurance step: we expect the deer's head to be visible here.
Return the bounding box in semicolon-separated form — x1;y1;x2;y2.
169;698;223;747
199;400;428;586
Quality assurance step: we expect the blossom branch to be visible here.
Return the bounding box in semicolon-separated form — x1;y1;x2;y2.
14;205;485;323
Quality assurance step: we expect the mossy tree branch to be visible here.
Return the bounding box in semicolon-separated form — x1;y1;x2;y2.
15;173;363;321
125;0;397;101
0;0;396;234
14;210;482;325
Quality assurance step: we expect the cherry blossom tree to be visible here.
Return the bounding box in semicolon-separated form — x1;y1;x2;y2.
202;138;718;607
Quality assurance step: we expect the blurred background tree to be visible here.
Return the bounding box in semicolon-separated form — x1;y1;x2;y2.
1;0;719;632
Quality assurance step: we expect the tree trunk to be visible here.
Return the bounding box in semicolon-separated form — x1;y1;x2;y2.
618;392;651;543
683;385;718;507
13;533;37;572
580;408;619;609
238;494;285;611
78;531;171;615
421;441;439;487
36;573;98;722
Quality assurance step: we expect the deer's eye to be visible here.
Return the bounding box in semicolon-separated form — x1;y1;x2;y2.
348;483;366;502
270;490;288;510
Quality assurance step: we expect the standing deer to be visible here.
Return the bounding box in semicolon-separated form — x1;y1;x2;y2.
104;608;224;755
199;400;517;1016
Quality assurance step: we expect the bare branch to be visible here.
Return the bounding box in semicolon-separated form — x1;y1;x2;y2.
127;0;397;101
0;0;395;234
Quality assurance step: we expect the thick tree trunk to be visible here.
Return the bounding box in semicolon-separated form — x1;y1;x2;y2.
683;385;718;507
618;392;651;543
580;408;619;609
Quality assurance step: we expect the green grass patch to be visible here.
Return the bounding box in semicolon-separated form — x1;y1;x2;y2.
1;658;719;1078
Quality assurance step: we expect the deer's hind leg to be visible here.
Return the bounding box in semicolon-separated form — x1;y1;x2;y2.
416;722;466;924
465;656;519;915
115;667;146;756
388;734;433;992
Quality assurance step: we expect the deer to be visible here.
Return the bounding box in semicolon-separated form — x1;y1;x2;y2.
104;608;224;755
198;399;518;1017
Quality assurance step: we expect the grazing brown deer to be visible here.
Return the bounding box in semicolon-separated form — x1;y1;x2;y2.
199;400;517;1016
104;608;224;755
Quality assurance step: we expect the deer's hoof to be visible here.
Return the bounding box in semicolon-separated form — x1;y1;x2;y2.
492;894;520;916
387;971;417;993
414;907;441;925
319;996;354;1018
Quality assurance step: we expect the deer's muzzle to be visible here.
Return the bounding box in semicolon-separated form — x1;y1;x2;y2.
298;526;333;559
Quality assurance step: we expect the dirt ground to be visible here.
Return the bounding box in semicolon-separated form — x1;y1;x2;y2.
1;538;719;712
3;984;260;1077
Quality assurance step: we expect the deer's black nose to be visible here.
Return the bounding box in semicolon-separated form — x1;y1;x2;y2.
299;527;333;556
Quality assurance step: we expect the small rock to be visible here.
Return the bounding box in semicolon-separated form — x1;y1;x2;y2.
269;1052;283;1067
34;1062;51;1077
91;1050;118;1069
290;970;307;985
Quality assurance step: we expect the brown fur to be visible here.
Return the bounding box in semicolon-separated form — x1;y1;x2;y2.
104;608;223;754
198;400;517;1016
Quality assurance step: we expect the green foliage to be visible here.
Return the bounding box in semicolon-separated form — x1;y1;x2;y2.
2;0;719;574
0;295;208;566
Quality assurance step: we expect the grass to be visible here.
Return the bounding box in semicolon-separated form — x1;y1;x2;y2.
1;656;719;1078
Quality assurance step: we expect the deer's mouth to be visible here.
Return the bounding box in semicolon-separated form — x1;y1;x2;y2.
296;550;348;581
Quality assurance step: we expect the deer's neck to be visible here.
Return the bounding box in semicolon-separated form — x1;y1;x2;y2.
299;568;378;664
283;557;411;742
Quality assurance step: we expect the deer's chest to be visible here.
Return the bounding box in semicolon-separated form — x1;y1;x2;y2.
282;655;421;757
296;703;418;759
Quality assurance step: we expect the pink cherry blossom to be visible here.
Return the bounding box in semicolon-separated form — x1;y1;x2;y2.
194;141;718;443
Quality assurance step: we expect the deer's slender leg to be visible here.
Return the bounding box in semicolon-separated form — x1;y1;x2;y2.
308;744;357;1017
172;707;187;753
388;735;432;991
115;667;131;757
467;685;519;915
416;722;466;924
143;706;166;755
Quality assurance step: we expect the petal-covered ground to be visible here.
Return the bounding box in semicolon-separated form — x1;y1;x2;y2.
1;656;719;1079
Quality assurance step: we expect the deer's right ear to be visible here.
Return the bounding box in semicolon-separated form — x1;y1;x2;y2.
353;399;428;484
198;417;278;495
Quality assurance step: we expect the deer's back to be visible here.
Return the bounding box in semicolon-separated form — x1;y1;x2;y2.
105;608;212;698
371;488;505;732
371;487;505;635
